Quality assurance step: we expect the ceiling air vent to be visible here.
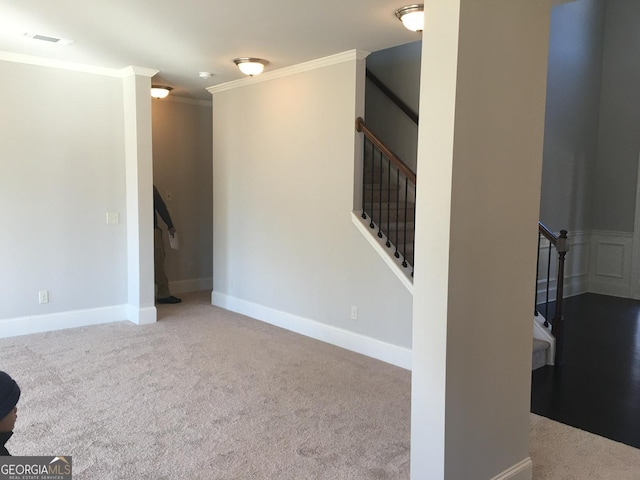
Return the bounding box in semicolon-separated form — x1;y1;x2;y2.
23;32;74;45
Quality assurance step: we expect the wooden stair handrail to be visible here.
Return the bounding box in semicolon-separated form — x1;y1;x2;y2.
539;222;569;254
538;221;557;244
356;117;417;185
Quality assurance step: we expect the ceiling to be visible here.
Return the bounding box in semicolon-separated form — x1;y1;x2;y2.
0;0;420;101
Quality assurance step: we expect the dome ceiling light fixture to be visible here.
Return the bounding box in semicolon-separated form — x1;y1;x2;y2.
233;58;269;77
150;85;172;99
394;4;424;33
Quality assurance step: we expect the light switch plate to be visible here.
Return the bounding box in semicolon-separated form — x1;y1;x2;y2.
106;212;119;224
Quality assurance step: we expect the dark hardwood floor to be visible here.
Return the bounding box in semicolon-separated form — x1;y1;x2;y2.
531;293;640;448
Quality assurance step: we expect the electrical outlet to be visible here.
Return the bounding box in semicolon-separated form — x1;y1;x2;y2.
351;305;358;320
39;290;49;304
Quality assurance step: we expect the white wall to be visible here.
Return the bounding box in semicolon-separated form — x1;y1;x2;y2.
209;52;413;367
152;98;213;293
365;41;421;172
0;60;128;323
540;0;605;233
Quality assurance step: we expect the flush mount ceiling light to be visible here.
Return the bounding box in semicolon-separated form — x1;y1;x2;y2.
394;4;424;33
150;85;172;99
233;58;269;76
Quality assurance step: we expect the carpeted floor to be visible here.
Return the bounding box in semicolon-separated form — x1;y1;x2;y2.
0;291;410;479
1;290;639;479
530;413;640;479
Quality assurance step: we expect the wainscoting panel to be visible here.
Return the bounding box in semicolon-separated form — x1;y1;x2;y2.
589;231;634;298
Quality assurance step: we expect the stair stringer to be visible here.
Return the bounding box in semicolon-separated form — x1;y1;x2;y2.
533;314;556;366
351;211;413;294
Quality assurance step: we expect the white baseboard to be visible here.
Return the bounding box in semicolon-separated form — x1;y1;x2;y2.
170;277;213;294
0;305;129;339
490;458;532;480
211;291;412;370
127;305;157;325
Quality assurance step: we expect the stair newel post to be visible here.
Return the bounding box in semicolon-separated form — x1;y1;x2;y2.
545;238;552;324
552;229;569;366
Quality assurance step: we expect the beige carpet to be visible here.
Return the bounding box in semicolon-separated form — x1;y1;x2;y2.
530;413;640;479
1;290;639;479
0;291;410;479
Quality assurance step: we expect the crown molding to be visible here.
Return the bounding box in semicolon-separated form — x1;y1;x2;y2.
120;66;159;78
208;49;370;95
0;51;160;79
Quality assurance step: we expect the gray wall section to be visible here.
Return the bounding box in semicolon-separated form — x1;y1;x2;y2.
540;0;605;233
211;59;413;350
593;0;640;232
542;0;640;235
365;41;421;172
152;99;213;286
0;60;128;319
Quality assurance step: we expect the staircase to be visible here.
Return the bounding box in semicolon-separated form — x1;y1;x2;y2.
358;117;416;276
532;339;550;370
535;224;569;368
360;68;567;372
362;175;416;268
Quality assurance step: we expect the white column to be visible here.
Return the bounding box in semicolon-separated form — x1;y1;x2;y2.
122;66;158;325
411;1;550;478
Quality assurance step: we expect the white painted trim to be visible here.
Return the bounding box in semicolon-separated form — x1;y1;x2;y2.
211;291;412;370
0;305;128;339
351;212;414;294
588;231;633;298
490;458;532;480
171;277;213;294
120;65;159;78
0;51;159;78
207;49;371;94
127;305;157;325
631;154;640;299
